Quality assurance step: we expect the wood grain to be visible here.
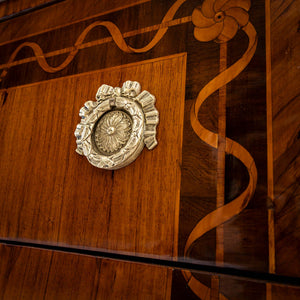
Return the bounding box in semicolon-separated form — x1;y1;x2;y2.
174;272;300;300
0;0;194;89
177;0;268;280
211;40;227;300
271;285;300;300
266;0;275;297
271;0;300;278
266;0;275;279
182;18;259;297
0;1;299;298
0;9;191;83
0;0;52;18
0;53;186;258
0;244;172;299
216;41;227;267
172;269;267;300
0;0;173;45
223;0;268;275
0;0;150;44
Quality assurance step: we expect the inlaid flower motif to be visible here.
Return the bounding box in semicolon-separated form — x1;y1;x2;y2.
94;110;132;154
192;0;251;43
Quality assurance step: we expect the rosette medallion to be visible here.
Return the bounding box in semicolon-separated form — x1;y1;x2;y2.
74;81;159;170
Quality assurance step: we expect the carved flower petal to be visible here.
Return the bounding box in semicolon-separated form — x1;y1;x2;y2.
110;136;118;148
201;0;216;17
194;22;224;42
216;16;239;42
116;121;129;131
225;7;249;26
116;132;128;143
114;113;123;125
192;6;215;28
221;0;251;12
101;119;108;129
109;112;122;126
100;126;107;134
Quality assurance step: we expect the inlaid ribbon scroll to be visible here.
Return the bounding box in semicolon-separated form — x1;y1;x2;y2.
0;0;188;82
182;0;258;299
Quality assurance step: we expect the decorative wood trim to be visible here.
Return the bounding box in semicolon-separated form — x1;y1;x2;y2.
216;41;227;267
0;16;191;70
181;0;258;298
0;1;266;298
173;54;187;259
166;268;173;300
0;53;187;261
211;275;220;300
265;0;275;274
0;52;187;92
266;0;275;297
0;0;151;46
212;41;227;299
0;0;190;83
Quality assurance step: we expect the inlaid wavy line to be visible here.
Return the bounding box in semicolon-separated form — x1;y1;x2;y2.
0;0;187;83
0;17;192;71
182;270;229;300
182;22;258;300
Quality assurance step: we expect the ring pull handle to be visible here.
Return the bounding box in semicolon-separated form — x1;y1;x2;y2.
74;81;159;170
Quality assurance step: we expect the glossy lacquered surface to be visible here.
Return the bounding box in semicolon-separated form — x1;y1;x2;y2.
0;244;172;299
0;0;299;298
0;54;186;258
1;244;300;300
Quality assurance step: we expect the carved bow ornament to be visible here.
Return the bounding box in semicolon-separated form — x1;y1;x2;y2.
74;81;159;170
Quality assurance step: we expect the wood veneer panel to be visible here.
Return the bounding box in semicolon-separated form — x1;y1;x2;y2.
0;53;186;258
172;270;300;300
172;270;266;300
271;285;300;300
0;244;171;299
1;0;298;288
0;0;52;18
178;0;268;276
0;0;192;88
0;0;150;44
3;243;297;300
271;0;300;277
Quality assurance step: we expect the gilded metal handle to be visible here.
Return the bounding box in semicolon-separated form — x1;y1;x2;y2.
74;81;159;170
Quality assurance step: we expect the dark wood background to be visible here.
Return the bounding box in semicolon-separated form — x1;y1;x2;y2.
0;0;299;299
